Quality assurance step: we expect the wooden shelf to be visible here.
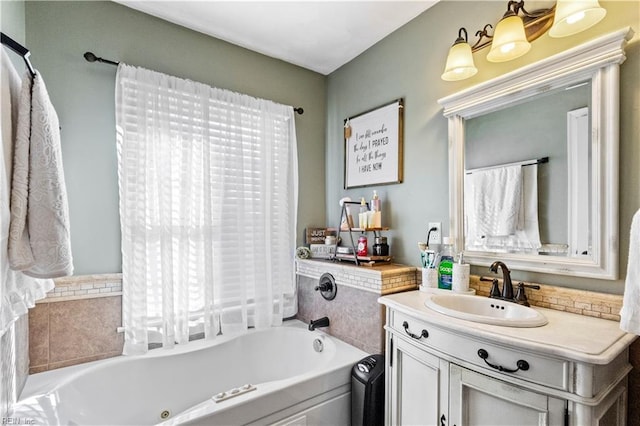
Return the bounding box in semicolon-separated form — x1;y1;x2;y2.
328;227;390;232
335;253;392;266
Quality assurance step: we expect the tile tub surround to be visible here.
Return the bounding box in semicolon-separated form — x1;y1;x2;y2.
296;259;417;354
296;259;418;295
28;274;124;374
45;273;123;302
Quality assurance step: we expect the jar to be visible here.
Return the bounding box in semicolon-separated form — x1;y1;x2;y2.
324;236;336;245
357;235;368;257
373;236;389;256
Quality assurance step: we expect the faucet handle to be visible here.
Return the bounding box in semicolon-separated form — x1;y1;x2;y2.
514;283;528;306
489;279;501;298
515;282;540;306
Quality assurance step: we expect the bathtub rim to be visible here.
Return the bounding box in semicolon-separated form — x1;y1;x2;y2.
18;319;365;403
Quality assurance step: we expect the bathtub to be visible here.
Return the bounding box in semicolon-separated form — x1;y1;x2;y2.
12;320;368;425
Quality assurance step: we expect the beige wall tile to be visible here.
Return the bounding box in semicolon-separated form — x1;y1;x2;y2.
469;275;623;322
28;304;49;368
48;297;123;363
296;275;386;354
30;293;124;372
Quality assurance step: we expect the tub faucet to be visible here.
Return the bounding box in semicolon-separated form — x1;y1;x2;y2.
308;317;330;331
489;261;513;300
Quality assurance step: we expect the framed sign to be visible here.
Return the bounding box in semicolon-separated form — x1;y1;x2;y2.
344;99;404;189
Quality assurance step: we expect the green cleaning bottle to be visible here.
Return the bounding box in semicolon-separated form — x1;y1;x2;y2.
438;237;454;290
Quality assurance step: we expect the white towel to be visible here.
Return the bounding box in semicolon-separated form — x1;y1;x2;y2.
8;69;73;278
470;165;522;238
620;208;640;335
1;48;54;336
465;165;541;252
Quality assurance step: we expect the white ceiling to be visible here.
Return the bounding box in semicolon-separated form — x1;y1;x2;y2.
115;1;439;75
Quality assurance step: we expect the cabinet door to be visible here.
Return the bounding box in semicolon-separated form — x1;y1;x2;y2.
388;336;446;426
449;364;566;426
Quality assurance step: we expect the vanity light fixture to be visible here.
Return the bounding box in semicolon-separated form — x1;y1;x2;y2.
441;0;607;81
441;28;478;81
487;1;535;63
549;0;607;38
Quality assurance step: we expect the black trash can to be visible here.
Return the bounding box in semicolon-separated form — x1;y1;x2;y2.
351;354;384;426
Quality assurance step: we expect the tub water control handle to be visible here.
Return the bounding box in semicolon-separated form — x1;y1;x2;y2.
315;273;337;300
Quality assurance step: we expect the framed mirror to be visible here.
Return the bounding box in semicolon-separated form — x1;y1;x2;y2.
438;27;633;279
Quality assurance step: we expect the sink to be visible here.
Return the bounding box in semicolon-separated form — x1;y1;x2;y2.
424;293;548;327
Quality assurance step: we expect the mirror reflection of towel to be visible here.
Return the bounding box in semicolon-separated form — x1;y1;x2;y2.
469;165;522;237
465;164;541;252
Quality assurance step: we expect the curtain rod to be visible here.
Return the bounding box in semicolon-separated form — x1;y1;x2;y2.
1;32;36;77
83;51;304;115
465;156;549;174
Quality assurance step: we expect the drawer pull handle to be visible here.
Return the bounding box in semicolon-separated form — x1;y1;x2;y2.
402;321;429;340
477;349;529;373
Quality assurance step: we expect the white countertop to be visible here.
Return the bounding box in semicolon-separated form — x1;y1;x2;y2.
379;290;637;364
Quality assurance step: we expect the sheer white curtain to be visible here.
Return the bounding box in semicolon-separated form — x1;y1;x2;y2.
115;64;298;355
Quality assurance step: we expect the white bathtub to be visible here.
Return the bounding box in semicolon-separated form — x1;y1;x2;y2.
13;320;368;425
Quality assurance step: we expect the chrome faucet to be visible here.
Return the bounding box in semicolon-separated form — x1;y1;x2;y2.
308;316;330;331
489;261;514;300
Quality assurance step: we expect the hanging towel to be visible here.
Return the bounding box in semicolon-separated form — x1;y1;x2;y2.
468;165;523;238
465;164;541;252
620;208;640;335
1;48;54;336
485;164;541;251
8;69;73;278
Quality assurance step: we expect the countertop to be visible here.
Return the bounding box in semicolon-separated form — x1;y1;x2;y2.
379;290;637;364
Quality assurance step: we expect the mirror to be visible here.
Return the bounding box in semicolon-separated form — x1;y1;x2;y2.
464;81;591;258
438;28;633;279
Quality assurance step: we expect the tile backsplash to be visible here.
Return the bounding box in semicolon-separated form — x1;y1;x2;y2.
46;274;122;302
469;275;623;321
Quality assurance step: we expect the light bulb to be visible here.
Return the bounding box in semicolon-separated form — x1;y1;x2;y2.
566;11;586;25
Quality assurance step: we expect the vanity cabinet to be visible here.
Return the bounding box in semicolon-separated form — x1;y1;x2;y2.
448;364;567;425
388;336;446;425
380;291;635;426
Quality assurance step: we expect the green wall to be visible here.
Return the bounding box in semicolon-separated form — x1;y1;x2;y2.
326;0;640;294
22;0;640;293
24;1;327;275
1;0;26;71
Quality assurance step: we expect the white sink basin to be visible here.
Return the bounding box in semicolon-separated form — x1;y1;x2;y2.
424;293;548;327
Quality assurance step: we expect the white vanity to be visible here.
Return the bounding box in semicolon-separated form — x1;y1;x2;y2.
379;291;636;426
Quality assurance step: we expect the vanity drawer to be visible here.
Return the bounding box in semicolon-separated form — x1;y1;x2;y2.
389;310;570;391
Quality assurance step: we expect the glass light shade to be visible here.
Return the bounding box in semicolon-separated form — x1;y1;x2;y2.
487;15;531;63
441;42;478;81
549;0;607;38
